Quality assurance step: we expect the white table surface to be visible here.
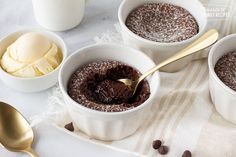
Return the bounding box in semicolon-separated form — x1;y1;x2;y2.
0;0;139;156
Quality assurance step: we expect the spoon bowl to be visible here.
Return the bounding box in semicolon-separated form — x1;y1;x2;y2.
0;102;38;157
118;29;219;95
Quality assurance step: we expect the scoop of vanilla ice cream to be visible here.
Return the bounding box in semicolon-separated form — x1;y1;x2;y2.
0;32;61;78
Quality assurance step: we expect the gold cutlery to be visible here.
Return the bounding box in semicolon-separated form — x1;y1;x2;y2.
118;29;219;95
0;102;39;157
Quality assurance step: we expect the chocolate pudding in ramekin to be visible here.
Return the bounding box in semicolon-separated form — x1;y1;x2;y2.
208;34;236;124
118;0;207;72
59;44;160;140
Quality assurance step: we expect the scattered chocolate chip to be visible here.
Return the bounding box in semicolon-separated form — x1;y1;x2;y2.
152;140;162;150
182;150;192;157
158;145;169;155
64;122;74;132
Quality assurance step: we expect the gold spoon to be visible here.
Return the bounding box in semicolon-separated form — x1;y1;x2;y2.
118;29;219;95
0;102;39;157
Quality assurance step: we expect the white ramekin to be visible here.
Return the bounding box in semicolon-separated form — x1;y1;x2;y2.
118;0;207;72
59;44;160;141
208;34;236;124
0;29;67;92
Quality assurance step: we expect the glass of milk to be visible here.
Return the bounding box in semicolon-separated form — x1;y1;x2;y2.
32;0;85;31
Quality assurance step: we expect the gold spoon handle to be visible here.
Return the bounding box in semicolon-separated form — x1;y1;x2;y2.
25;147;39;157
138;29;219;82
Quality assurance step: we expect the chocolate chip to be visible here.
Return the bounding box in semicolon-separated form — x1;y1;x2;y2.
158;145;168;155
64;122;74;132
152;140;162;149
182;150;192;157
